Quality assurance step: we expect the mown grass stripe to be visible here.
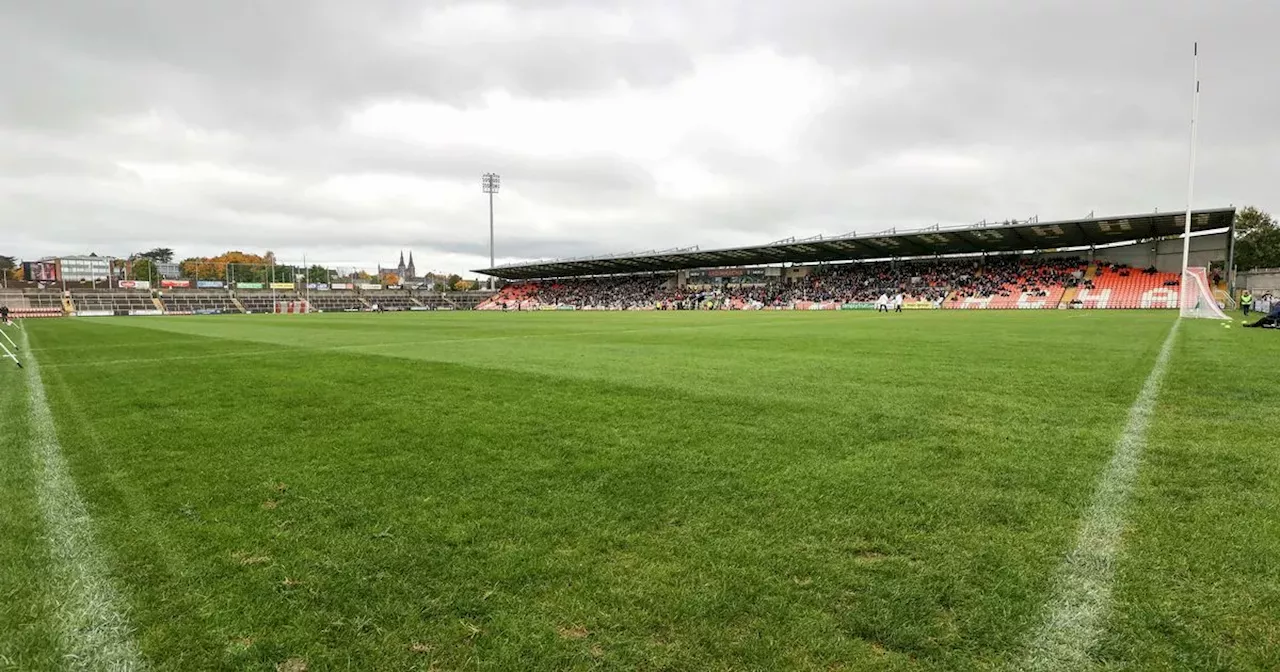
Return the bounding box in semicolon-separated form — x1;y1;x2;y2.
1019;319;1180;671
19;328;147;671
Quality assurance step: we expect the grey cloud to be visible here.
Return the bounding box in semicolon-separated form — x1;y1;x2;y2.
240;137;658;197
3;0;1278;273
1;186;599;268
1;0;694;132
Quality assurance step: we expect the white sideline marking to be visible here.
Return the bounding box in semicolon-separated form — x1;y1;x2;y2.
1019;320;1180;671
19;330;147;671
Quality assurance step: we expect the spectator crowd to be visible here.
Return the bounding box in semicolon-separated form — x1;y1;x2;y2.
484;255;1106;310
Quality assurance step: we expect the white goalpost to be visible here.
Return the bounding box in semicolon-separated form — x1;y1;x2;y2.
1181;266;1230;320
1178;42;1229;321
0;323;22;368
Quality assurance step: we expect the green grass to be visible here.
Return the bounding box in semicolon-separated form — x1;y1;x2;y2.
3;310;1277;670
0;334;61;672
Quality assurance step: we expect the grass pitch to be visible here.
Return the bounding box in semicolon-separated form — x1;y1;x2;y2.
1;311;1277;671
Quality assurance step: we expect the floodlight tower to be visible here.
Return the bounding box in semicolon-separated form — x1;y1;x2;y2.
482;172;501;290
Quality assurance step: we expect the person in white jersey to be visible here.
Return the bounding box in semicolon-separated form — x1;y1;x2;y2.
893;292;904;313
876;293;890;313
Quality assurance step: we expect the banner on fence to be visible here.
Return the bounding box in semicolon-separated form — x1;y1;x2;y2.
161;279;190;288
903;301;936;310
385;284;402;290
840;302;876;310
269;282;295;290
330;283;353;290
196;280;225;289
237;282;264;289
129;309;163;316
118;280;152;290
409;306;431;311
75;310;113;317
358;283;381;291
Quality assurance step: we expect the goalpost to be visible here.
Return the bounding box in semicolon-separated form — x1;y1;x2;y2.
0;322;22;368
1178;42;1229;321
273;300;311;314
1181;266;1230;320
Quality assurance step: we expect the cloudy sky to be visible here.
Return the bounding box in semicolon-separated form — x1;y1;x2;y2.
3;0;1277;276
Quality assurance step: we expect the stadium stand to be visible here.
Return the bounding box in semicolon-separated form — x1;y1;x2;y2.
305;290;366;312
1083;263;1182;309
0;291;64;318
237;291;286;314
477;255;1199;311
425;290;489;310
24;291;67;313
944;257;1086;309
10;208;1235;318
70;290;159;315
363;291;418;311
160;291;242;315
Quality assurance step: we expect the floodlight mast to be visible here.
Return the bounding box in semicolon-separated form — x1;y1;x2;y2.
482;173;501;290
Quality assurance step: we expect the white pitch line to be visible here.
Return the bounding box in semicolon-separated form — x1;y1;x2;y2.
19;329;147;671
1019;319;1180;671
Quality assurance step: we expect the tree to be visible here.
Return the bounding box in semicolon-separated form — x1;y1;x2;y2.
129;257;157;283
445;274;463;291
137;247;175;263
0;255;15;272
306;265;330;283
180;257;210;280
382;273;401;286
1234;206;1280;271
180;251;278;283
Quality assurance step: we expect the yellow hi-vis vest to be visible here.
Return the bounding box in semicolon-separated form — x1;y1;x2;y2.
1241;292;1253;306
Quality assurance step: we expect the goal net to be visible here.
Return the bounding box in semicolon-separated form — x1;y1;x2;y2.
1179;266;1230;320
273;300;311;314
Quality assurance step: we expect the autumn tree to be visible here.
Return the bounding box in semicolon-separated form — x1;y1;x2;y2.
180;251;278;283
